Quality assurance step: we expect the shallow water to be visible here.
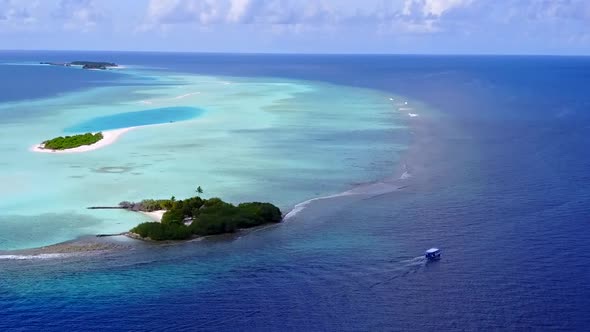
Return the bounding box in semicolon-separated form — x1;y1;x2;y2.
1;52;589;330
64;106;204;132
0;59;408;250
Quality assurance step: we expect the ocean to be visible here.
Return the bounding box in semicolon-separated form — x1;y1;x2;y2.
0;51;589;331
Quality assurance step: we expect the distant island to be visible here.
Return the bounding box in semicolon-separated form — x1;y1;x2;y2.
40;61;118;70
40;132;103;150
120;195;282;241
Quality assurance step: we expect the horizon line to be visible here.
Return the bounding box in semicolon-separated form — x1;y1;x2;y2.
1;49;589;57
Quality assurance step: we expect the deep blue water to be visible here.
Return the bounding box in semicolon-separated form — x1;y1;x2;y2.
64;106;203;133
0;62;120;103
1;51;590;331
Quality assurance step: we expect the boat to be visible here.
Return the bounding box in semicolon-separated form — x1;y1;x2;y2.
425;248;441;261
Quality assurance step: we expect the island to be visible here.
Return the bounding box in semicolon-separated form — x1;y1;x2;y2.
39;62;71;67
40;61;118;70
40;132;103;150
121;196;282;241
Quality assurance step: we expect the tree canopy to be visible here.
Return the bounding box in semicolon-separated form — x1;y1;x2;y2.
130;196;282;241
43;132;103;150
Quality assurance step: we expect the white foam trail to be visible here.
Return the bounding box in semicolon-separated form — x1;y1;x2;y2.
401;256;427;267
284;175;411;220
173;92;200;99
389;98;394;101
400;171;412;179
408;113;419;117
138;91;200;105
284;192;355;220
0;253;69;260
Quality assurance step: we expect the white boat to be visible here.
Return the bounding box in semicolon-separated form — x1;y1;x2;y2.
425;248;441;261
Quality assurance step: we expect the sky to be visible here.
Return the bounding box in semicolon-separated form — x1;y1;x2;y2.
1;0;589;55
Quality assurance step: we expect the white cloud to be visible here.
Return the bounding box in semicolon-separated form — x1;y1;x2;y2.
416;0;473;17
393;0;474;33
143;0;224;25
142;0;335;28
54;0;105;31
0;0;37;25
523;0;590;21
227;0;250;23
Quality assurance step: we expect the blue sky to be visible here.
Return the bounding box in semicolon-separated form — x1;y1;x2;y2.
1;0;589;54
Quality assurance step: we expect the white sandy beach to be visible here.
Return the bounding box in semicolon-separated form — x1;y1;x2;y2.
140;210;166;222
30;127;135;154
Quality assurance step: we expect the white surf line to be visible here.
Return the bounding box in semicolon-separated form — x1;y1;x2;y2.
283;192;356;220
388;97;409;107
284;177;414;221
396;106;419;117
0;253;71;260
173;92;201;99
138;91;201;105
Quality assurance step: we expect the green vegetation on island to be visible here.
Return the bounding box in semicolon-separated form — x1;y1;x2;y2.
42;132;103;150
73;61;117;70
125;195;282;241
40;61;118;70
119;199;175;212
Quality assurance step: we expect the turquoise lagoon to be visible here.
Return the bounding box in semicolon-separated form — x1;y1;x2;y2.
65;106;204;133
0;68;410;250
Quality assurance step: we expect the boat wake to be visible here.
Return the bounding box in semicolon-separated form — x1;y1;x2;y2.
367;256;427;289
401;256;427;266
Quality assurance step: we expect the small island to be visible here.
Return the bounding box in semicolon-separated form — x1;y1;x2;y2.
121;195;282;241
40;61;118;70
40;132;103;150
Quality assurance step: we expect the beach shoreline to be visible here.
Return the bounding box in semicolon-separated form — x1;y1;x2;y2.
139;210;166;222
30;127;135;154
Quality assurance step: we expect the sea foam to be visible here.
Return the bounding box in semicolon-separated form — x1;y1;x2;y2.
0;253;69;260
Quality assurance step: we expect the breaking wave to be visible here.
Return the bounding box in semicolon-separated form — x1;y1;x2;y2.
0;253;71;260
284;165;413;220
